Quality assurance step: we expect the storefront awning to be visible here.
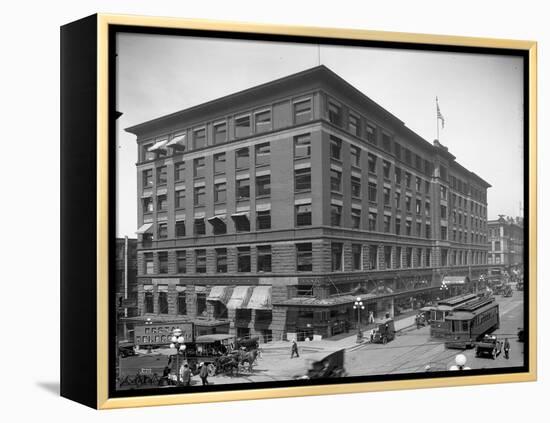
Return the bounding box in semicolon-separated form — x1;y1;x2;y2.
226;286;252;310
135;223;153;234
246;286;272;310
442;276;469;285
148;139;168;151
207;286;231;304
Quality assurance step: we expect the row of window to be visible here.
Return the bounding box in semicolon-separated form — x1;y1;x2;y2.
140;97;314;162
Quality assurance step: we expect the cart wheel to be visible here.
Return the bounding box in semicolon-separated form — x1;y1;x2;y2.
492;349;497;359
207;363;216;377
382;336;387;345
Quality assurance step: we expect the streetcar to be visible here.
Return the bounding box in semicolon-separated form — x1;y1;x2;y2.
423;293;479;339
442;297;500;349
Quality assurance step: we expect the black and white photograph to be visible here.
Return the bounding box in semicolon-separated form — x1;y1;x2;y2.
112;29;528;393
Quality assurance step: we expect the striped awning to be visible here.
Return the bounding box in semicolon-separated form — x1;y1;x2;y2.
148;139;168;151
207;286;232;304
135;223;153;234
246;286;272;310
442;276;469;285
226;286;253;310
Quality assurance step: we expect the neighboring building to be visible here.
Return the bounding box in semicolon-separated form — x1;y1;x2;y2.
487;215;524;275
115;237;138;339
125;65;490;342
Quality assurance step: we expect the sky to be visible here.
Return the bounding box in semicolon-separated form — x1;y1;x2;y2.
116;33;524;238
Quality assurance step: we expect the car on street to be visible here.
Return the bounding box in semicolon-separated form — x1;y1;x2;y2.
475;334;502;359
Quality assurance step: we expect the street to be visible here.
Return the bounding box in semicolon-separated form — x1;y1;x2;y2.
119;291;524;388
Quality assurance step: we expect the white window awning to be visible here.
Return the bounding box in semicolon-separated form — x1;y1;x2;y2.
166;133;186;150
226;286;253;310
246;286;272;310
231;212;250;219
148;139;168;151
208;215;227;225
207;286;231;304
135;223;153;234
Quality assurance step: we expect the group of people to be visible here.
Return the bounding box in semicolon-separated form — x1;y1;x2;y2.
159;361;210;387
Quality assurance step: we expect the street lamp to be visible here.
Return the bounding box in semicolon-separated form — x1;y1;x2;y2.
353;297;365;343
449;353;471;371
169;329;186;385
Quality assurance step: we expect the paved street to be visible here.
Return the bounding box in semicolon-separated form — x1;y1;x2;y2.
118;290;524;389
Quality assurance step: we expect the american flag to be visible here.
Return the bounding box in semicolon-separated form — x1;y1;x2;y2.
436;97;445;128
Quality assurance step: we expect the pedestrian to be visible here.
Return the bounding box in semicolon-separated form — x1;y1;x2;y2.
199;362;209;385
180;363;192;386
369;329;375;343
503;338;511;359
368;311;375;324
291;339;299;358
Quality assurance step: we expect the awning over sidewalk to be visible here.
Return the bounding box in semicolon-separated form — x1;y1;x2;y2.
207;286;232;304
226;286;252;310
135;223;153;234
246;286;272;310
442;276;470;285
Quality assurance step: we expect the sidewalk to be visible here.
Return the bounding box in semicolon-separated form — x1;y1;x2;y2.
261;312;420;355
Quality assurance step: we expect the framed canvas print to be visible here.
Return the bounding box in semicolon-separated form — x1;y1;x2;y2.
60;14;537;409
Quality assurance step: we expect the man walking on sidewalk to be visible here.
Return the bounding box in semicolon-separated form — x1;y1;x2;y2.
291;340;299;358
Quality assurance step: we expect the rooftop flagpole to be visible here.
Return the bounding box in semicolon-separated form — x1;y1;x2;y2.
436;96;439;140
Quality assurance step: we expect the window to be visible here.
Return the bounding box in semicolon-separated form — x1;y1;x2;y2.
495;241;501;251
351;207;361;229
176;250;186;273
440;185;447;200
144;290;154;313
296;203;312;226
368;182;377;202
237;178;250;200
214;153;225;174
174;162;185;181
143;144;156;162
425;201;431;215
193;128;206;149
255;110;271;133
296;243;313;271
366;124;377;144
383;187;391;205
395;191;401;209
441;226;447;240
331;169;342;192
405;248;412;268
156;166;167;185
256;210;271;230
194;186;205;206
194;218;206;235
350;145;361;167
177;291;187;314
369;245;378;269
441;249;448;266
405;220;412;236
416;199;422;214
143;197;153;214
395;167;402;185
394;142;402;160
415;155;423;171
351;244;362;270
157;194;167;211
236;147;250;169
405;195;412;212
294;167;311;192
197;293;207;315
426;223;431;239
143;169;153;187
416;221;422;236
174;188;185;209
257;246;272;272
294;134;311;158
193;157;205;178
158;252;168;274
440;165;448;182
216;248;227;273
425;180;431;194
351;176;361;198
440;205;447;219
211;216;227;235
195;250;206;273
383;160;391;179
405;172;412;188
233;213;250;232
382;133;392;152
384;246;392;269
349;114;360;136
404;148;412;165
368;153;377;173
331;205;342;226
383;215;391;232
255;143;270;166
144;253;154;275
330;136;342;160
416;177;422;192
294;99;312;124
176;220;186;237
368;212;377;231
157;288;169;314
158;223;168;239
214;182;226;203
213;122;227;144
395;247;402;268
256;174;271;197
331;243;343;271
235;115;251;138
328;101;342;126
426;249;432;267
395;217;401;235
237;247;251;272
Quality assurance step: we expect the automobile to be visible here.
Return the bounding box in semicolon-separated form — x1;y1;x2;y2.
371;318;396;344
118;341;137;358
517;328;525;342
503;286;513;297
298;349;346;379
475;334;502;359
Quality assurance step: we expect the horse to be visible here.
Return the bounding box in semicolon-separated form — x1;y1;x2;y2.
214;355;239;376
234;348;259;373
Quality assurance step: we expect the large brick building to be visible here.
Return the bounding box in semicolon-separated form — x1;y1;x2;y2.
125;65;490;342
487;215;524;275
